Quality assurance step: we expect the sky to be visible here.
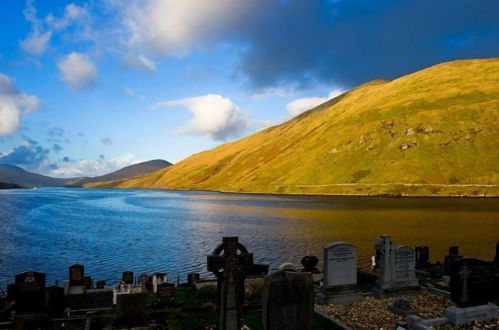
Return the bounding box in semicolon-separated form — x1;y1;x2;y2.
0;0;498;178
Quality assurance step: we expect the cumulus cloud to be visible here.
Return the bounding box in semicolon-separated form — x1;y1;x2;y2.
46;3;89;31
118;0;260;55
0;73;41;136
51;154;139;178
57;52;98;90
124;53;156;72
286;89;344;117
154;94;250;140
0;138;51;171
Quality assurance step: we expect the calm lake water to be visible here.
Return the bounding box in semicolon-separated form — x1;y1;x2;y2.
0;188;498;289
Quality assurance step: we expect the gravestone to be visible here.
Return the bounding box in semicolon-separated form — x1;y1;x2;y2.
207;236;253;330
67;264;85;294
262;268;314;330
415;246;431;269
318;242;362;303
495;242;499;271
445;258;498;325
139;274;152;291
96;280;106;289
156;282;175;304
187;273;200;287
122;271;134;285
45;286;65;316
114;293;148;326
444;246;462;275
14;271;46;313
84;276;93;289
152;272;167;293
301;256;319;273
372;235;420;298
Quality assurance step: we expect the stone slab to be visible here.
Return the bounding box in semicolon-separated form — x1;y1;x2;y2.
317;291;363;304
445;303;498;326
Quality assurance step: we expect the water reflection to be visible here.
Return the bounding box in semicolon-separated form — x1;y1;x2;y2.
0;188;497;289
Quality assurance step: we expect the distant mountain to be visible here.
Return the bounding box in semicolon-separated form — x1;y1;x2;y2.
0;164;72;188
88;59;499;196
0;181;23;189
65;159;172;187
0;160;171;188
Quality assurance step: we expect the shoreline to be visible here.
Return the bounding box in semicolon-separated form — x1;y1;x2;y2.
80;185;499;199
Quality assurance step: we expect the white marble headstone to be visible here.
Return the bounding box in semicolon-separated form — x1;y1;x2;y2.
324;242;357;287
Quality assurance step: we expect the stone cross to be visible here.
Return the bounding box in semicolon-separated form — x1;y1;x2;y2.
207;237;253;330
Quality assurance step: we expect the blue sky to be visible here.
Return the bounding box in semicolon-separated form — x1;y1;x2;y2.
0;0;498;177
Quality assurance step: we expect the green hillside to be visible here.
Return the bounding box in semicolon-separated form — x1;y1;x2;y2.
88;59;499;196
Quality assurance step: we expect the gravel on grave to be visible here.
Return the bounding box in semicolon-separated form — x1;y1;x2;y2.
315;291;453;329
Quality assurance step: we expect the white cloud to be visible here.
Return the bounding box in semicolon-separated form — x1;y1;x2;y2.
124;53;156;72
124;87;135;96
286;89;344;117
0;73;41;136
51;154;139;178
20;1;90;56
154;94;250;140
118;0;259;55
46;3;88;31
57;52;98;90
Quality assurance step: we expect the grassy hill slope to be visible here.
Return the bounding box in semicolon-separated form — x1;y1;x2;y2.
88;59;499;196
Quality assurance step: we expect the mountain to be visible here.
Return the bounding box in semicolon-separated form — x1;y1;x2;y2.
66;159;171;187
0;160;171;188
0;182;23;189
87;59;499;196
0;164;72;187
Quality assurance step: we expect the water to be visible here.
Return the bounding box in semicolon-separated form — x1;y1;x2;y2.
0;187;498;289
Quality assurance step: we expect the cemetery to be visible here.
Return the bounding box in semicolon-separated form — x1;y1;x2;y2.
0;237;497;329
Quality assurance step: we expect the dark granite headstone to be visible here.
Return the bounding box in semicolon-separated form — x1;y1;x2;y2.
45;286;65;316
69;264;84;286
14;271;46;313
66;290;113;310
449;246;459;256
450;258;496;307
445;247;462;275
156;282;175;304
115;293;147;326
415;246;431;268
494;242;499;271
84;276;93;289
187;273;200;287
300;256;319;273
96;280;106;289
262;270;314;330
122;271;134;285
207;237;254;330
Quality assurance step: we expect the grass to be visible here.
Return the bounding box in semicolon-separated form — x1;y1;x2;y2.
88;58;499;196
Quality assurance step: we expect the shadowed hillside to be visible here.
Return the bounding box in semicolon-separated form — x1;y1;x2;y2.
88;59;499;196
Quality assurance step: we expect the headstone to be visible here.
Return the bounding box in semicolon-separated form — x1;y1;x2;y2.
415;246;431;269
139;274;152;291
114;293;147;326
262;268;314;330
67;264;85;294
494;242;499;271
207;236;253;330
7;284;17;301
14;271;46;313
187;273;200;287
152;273;167;293
69;264;84;286
372;235;420;298
444;258;498;325
96;280;106;289
122;271;134;285
84;276;93;289
66;289;114;310
45;286;65;316
449;258;496;307
156;282;175;304
318;242;362;303
300;256;319;273
444;246;462;275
